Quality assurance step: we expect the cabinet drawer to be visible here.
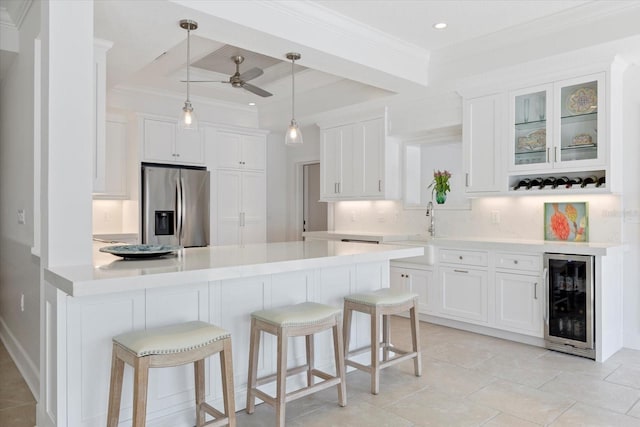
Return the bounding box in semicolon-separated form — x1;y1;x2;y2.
439;249;488;267
496;252;540;273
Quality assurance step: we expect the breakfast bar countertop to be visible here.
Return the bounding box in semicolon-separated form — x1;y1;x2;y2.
44;240;423;297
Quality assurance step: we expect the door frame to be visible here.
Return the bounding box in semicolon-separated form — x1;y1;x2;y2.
293;160;332;240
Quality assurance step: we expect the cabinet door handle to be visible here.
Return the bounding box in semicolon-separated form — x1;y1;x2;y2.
543;267;549;324
534;282;538;300
454;269;468;274
378;179;382;192
338;182;341;193
546;148;550;163
465;173;469;187
554;147;558;162
459;256;463;260
513;260;518;264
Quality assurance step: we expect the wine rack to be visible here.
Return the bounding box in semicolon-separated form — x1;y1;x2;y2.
508;170;606;193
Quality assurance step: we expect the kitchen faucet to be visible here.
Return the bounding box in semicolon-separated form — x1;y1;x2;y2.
426;201;435;237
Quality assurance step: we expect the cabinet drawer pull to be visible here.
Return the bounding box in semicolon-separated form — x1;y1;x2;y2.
454;269;468;274
459;256;463;260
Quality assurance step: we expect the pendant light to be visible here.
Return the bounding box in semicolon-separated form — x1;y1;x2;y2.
178;19;198;131
285;52;303;146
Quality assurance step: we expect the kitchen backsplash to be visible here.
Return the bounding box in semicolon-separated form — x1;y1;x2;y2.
93;200;139;235
332;194;622;243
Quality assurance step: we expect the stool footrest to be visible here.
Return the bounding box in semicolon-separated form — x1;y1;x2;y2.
345;350;419;371
255;364;309;387
250;370;342;405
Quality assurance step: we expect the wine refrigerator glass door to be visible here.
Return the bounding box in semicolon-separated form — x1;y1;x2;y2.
544;253;594;353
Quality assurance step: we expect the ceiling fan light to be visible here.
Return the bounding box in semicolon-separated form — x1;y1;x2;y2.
178;100;198;130
285;120;303;146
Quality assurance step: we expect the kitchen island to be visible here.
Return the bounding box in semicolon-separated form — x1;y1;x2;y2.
41;240;422;427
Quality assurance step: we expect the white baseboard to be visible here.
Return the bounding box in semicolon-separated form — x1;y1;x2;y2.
0;316;39;401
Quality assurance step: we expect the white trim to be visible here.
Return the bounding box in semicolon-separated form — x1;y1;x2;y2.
0;316;39;401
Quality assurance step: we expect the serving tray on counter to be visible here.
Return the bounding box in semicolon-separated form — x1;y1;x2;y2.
99;244;181;259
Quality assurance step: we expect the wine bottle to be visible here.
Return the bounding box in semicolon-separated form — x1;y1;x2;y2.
566;177;582;188
596;176;606;188
555;176;570;188
527;177;543;189
513;179;530;190
542;177;556;189
580;175;598;188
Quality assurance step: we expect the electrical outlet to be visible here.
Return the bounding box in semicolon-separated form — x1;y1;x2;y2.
17;209;26;225
491;210;501;224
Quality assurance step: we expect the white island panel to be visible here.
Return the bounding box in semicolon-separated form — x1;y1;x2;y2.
42;241;421;427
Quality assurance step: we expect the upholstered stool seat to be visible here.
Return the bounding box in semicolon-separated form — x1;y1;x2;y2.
246;302;346;426
107;321;236;427
343;288;421;395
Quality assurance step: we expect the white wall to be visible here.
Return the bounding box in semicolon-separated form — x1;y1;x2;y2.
0;0;41;394
622;64;640;349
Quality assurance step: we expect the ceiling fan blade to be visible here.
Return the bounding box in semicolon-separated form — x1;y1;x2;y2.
242;83;272;97
239;67;263;82
180;80;228;83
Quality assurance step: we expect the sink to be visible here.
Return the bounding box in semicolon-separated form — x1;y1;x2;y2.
389;241;434;265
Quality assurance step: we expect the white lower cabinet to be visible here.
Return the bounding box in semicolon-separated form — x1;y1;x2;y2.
494;272;543;337
390;265;436;314
439;266;489;323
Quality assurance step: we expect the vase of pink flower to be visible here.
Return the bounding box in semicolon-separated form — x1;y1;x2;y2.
429;170;451;204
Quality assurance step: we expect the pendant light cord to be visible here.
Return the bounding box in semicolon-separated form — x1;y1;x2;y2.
291;57;295;121
186;27;191;103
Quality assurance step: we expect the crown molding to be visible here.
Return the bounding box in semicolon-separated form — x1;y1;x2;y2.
0;0;32;30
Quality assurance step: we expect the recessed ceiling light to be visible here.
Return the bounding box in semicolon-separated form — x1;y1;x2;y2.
248;102;256;106
433;22;447;30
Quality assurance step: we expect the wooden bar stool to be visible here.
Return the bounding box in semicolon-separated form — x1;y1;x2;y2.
107;321;236;427
343;288;421;395
246;302;346;427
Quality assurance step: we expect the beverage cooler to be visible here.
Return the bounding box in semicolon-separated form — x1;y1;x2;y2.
544;253;595;359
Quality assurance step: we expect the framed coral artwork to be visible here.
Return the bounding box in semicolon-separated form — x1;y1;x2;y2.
544;202;588;242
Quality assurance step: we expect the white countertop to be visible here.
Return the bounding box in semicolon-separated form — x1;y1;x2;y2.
302;231;422;243
302;231;622;257
45;240;423;297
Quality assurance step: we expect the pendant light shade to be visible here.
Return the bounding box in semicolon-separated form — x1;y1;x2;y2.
178;19;198;131
285;52;303;146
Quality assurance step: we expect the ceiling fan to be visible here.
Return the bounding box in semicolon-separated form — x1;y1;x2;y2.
186;55;273;97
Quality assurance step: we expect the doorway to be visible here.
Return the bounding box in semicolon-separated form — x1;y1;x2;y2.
303;163;327;232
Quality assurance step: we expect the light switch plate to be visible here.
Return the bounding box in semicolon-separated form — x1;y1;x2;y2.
17;209;26;225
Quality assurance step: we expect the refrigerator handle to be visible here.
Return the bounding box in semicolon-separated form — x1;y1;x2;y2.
180;176;186;240
543;267;549;324
176;178;183;241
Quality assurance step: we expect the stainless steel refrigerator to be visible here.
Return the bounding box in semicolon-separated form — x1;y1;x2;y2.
142;163;210;247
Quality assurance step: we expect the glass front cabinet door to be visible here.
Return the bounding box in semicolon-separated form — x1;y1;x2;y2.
510;84;552;171
509;73;605;172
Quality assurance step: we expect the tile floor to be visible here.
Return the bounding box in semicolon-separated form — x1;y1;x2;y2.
0;340;36;427
2;318;640;426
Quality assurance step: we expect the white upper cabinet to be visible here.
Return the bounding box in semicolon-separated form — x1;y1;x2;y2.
142;117;205;165
319;114;400;201
462;94;505;194
460;54;626;195
215;130;266;171
509;74;605;173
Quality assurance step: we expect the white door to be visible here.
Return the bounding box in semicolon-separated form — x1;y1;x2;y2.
361;117;384;196
495;272;543;336
303;163;327;233
216;170;242;245
241;171;266;244
439;266;488;323
321;127;341;199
